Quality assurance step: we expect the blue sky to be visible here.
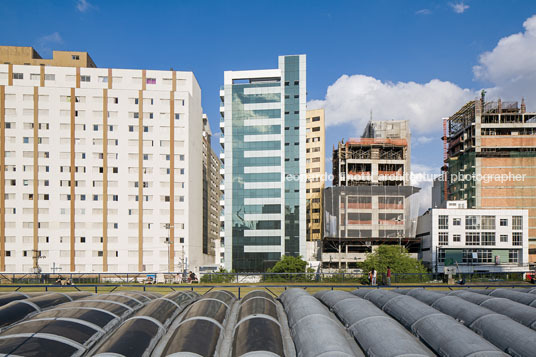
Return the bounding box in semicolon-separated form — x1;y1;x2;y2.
2;0;536;209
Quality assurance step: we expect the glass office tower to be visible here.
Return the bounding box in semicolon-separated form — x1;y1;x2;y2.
221;55;306;272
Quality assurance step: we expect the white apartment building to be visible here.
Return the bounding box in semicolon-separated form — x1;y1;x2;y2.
417;201;529;273
0;59;212;273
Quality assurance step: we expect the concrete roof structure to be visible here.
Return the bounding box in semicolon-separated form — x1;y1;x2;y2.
0;287;536;356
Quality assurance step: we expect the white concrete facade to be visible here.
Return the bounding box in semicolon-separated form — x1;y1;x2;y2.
0;63;210;273
417;201;529;273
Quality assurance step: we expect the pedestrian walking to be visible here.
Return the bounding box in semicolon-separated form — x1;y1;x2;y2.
386;266;391;286
371;268;377;286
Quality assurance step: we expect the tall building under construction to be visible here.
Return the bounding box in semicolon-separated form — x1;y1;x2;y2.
324;120;420;268
445;96;536;264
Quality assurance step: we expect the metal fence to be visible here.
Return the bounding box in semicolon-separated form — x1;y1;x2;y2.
198;271;527;284
0;283;532;298
0;271;528;285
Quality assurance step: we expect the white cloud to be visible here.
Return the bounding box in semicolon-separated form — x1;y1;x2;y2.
415;136;434;145
415;9;431;15
449;2;469;14
308;74;474;134
310;14;536;135
410;163;441;216
473;15;536;107
36;32;63;55
76;0;94;12
38;32;63;46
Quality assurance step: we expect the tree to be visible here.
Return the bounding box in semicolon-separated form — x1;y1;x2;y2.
265;255;309;281
359;245;428;283
269;255;307;273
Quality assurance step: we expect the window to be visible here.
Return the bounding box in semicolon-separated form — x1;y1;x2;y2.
80;75;91;82
80;194;86;201
112;195;118;201
513;232;522;246
463;249;492;263
466;232;480;245
453;218;461;226
312;116;320;122
93;195;99;201
98;251;103;257
438;232;448;245
146;78;156;84
500;234;508;243
481;232;495;246
465;215;480;230
294;80;299;85
500;219;508;226
23;137;29;144
72;55;80;60
438;248;445;263
453;234;461;242
129;125;134;132
99;76;108;83
509;249;519;263
512;216;523;230
112;167;118;173
44;74;55;81
80;237;86;243
438;215;448;229
93;124;99;131
175;113;180;120
481;215;495;230
13;73;23;80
